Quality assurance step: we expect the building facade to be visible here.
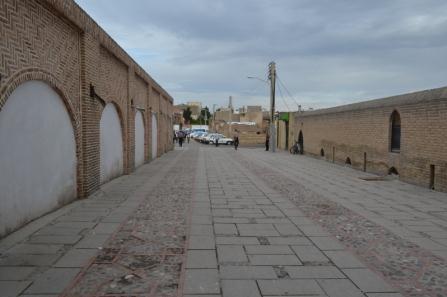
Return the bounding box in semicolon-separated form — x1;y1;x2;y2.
0;0;174;237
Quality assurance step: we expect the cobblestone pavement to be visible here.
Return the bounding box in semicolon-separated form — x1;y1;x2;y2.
0;146;196;297
1;142;447;297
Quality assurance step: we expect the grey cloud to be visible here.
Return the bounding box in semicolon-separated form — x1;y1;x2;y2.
75;0;447;110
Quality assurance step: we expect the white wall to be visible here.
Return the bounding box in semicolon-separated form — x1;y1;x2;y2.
134;110;145;167
152;113;158;159
100;103;123;184
0;81;77;237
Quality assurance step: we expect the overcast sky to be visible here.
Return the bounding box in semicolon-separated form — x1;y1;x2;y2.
75;0;447;111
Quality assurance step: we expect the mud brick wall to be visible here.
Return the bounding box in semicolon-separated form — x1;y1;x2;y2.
0;0;174;198
289;87;447;192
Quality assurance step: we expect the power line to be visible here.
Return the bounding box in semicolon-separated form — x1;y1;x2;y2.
276;82;291;111
276;74;300;110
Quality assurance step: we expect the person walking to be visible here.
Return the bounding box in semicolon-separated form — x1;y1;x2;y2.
178;130;185;147
265;133;270;151
233;130;239;150
214;135;219;147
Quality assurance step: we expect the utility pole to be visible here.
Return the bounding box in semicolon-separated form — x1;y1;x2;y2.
213;104;217;132
228;96;233;136
268;61;276;152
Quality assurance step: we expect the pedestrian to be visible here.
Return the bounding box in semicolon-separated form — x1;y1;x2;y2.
233;130;239;150
214;135;219;147
187;134;190;143
178;130;185;147
265;133;270;151
173;130;177;143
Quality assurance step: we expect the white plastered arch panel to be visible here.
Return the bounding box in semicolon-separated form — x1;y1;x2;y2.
100;103;124;184
134;110;145;168
0;80;77;237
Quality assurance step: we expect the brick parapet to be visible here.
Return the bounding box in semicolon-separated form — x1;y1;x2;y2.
289;90;447;192
1;0;175;198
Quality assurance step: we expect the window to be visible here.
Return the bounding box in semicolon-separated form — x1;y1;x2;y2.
390;111;401;152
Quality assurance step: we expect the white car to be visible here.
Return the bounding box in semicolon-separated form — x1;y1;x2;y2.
209;134;234;145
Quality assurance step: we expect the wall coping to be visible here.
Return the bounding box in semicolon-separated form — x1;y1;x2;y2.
44;0;173;104
294;85;447;118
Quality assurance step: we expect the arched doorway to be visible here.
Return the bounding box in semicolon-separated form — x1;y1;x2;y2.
152;113;158;159
100;103;123;184
298;130;304;154
0;81;77;237
134;110;145;168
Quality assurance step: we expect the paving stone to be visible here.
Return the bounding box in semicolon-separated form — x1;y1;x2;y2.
274;223;303;235
248;254;301;265
74;234;109;249
289;216;316;226
184;295;221;297
317;279;364;297
285;266;345;279
291;245;330;263
188;236;215;250
366;293;404;297
222;280;261;297
92;222;120;234
214;224;238;235
343;268;397;292
28;235;82;245
191;215;213;225
193;207;212;216
183;269;220;295
0;267;35;280
237;224;280;236
324;251;367;268
0;254;61;267
262;209;285;217
213;209;232;216
298;225;330;236
53;248;97;267
7;244;63;254
267;236;312;245
0;280;32;297
34;226;85;236
190;224;214;236
258;279;324;296
25;268;80;294
217;245;247;263
220;265;277;279
51;222;97;229
186;250;217;268
213;217;250;224
216;236;260;245
245;245;293;254
309;236;345;250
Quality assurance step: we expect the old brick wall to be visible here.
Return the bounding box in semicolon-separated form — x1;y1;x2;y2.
289;87;447;192
0;0;174;201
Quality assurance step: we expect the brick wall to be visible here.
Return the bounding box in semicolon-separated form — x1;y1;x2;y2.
0;0;174;198
288;87;447;192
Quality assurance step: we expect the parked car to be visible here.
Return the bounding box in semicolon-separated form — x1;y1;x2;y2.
209;134;234;145
202;133;219;144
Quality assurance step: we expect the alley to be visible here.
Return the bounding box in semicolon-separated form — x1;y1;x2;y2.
1;142;447;297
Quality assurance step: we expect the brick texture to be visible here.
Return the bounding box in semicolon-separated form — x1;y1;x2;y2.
0;0;174;200
289;87;447;192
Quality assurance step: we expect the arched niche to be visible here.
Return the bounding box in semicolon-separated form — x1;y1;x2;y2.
100;103;124;184
134;110;145;168
0;80;77;237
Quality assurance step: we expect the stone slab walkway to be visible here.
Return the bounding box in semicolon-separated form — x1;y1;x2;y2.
1;141;446;297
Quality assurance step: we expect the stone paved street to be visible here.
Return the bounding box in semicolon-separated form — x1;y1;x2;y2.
1;142;447;297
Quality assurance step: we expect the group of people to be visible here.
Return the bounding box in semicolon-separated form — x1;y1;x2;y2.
173;130;190;147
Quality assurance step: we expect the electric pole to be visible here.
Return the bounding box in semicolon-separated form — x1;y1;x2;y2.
269;61;276;152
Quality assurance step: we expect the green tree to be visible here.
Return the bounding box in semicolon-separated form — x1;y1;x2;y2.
198;106;211;123
183;107;192;124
